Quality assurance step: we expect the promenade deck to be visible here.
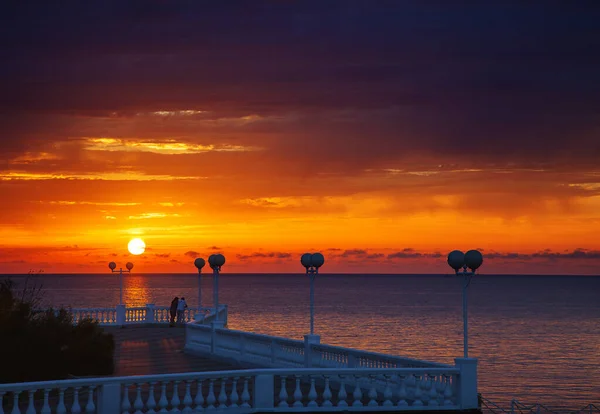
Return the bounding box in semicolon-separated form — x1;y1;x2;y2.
104;325;245;376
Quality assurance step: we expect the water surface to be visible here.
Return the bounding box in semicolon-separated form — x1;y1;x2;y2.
7;273;599;408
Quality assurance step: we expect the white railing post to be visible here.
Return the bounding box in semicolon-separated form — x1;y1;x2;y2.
254;375;274;410
304;334;320;368
211;322;225;354
116;304;126;326
97;383;121;414
455;358;478;409
145;304;155;324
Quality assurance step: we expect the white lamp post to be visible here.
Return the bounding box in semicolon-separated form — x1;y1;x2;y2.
301;252;325;336
208;254;225;322
447;249;483;358
194;258;206;318
108;261;133;305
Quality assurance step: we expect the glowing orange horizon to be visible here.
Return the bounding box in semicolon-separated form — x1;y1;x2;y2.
0;117;599;275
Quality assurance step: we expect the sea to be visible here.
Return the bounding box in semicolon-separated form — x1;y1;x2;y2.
5;273;600;408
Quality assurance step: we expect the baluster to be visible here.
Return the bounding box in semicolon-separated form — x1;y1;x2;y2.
218;379;227;408
293;375;303;408
57;388;67;414
42;389;51;414
134;384;144;414
397;375;408;407
206;379;216;410
436;375;445;395
383;375;393;407
307;376;318;408
182;381;193;413
85;386;96;414
352;376;363;407
171;381;181;414
230;378;239;408
159;382;169;414
443;375;454;406
11;391;19;414
336;375;348;408
240;378;251;408
146;382;157;414
412;375;423;406
72;387;82;414
368;375;378;407
322;375;333;407
122;384;132;414
428;374;439;406
278;376;289;408
421;374;430;404
26;390;36;414
194;380;205;411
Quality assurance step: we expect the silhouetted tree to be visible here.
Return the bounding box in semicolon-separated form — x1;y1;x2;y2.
0;278;114;383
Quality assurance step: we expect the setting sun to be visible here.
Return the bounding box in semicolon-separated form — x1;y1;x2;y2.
127;238;146;255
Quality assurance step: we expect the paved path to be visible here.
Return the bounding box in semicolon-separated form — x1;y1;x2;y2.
103;325;243;377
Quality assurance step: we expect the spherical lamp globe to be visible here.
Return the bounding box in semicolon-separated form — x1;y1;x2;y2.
310;252;325;268
126;262;134;271
447;250;465;272
208;254;217;269
301;253;312;268
464;250;483;271
214;254;226;267
108;262;117;271
194;257;206;270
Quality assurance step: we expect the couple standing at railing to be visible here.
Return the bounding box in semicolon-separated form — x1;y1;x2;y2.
169;296;188;326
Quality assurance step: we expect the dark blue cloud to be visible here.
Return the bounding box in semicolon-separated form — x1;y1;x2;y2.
1;1;599;164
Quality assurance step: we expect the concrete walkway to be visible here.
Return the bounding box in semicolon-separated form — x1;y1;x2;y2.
103;325;241;377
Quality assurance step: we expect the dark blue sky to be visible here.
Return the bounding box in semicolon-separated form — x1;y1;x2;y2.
1;2;599;165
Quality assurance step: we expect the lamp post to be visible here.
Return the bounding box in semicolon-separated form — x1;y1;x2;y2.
108;261;133;305
447;249;483;358
194;258;206;318
301;252;325;336
208;254;225;322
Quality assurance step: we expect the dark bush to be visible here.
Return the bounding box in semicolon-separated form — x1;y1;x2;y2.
0;278;114;383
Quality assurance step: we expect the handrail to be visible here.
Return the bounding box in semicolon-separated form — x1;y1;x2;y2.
0;366;460;392
191;324;445;368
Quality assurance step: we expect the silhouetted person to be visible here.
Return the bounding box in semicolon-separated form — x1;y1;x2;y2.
177;296;187;324
169;297;179;326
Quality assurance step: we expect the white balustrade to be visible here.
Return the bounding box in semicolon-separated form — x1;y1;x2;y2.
38;305;226;327
70;308;117;325
125;307;147;323
186;324;448;371
0;367;467;414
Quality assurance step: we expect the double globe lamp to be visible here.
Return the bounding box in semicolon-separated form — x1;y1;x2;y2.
108;261;133;305
194;254;225;322
447;249;483;358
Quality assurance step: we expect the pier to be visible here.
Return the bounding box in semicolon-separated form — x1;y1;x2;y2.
0;303;479;414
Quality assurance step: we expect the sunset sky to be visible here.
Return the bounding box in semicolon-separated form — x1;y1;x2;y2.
1;2;599;274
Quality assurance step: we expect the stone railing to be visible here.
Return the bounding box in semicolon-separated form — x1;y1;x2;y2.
0;366;477;414
185;324;450;370
66;304;228;326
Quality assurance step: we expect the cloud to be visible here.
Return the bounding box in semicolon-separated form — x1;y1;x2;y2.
339;249;368;257
83;137;261;155
486;248;600;260
387;249;443;259
184;251;199;258
236;252;292;260
154;253;171;258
